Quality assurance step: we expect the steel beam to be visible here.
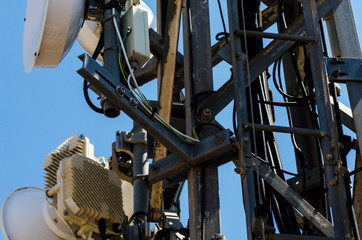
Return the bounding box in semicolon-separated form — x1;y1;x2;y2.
302;0;352;237
148;130;233;183
287;168;322;194
262;1;279;31
182;0;221;239
248;158;335;237
78;54;195;160
227;0;258;238
149;29;184;68
197;0;342;120
324;2;362;234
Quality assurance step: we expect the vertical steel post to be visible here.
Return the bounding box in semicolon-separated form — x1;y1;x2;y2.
182;0;221;239
324;0;362;235
226;0;258;239
325;0;362;162
132;125;149;220
302;0;352;238
102;0;121;117
281;0;326;227
129;124;149;240
103;0;121;78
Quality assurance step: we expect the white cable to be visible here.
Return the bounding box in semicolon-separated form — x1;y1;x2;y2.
113;8;199;143
126;70;199;143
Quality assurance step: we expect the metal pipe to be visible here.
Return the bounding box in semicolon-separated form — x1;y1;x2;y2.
234;30;314;42
102;0;121;118
244;123;327;137
132;124;149;220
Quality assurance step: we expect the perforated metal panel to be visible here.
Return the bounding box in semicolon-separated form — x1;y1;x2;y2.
56;154;125;234
43;135;94;189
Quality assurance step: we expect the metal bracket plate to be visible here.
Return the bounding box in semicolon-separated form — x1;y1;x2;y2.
326;57;362;83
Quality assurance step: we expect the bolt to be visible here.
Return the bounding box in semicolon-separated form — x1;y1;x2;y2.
234;167;244;175
338;142;345;150
150;164;159;173
342;167;349;175
232;142;241;150
243;137;249;143
235;53;242;60
333;68;341;77
201;108;212;121
214;233;225;240
320;132;328;140
215;132;224;144
116;86;125;97
243;123;249;130
326;153;333;161
130;98;138;108
329;178;337;186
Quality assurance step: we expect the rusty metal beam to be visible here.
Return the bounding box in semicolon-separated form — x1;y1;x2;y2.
148;0;183;222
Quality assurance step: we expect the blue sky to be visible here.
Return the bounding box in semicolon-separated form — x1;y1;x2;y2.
0;0;361;239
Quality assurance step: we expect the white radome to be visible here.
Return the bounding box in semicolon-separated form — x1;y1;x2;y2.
23;0;85;73
0;187;73;240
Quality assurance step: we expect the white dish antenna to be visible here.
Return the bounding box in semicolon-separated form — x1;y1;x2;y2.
0;187;73;240
23;0;85;73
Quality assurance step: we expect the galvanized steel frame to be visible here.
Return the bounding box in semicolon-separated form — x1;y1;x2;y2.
78;0;362;239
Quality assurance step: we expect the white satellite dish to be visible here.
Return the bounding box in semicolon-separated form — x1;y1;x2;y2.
23;0;85;73
0;187;73;240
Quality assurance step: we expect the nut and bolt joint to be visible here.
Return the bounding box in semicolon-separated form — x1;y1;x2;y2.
214;233;225;240
130;98;138;108
232;142;241;150
116;86;126;97
215;132;224;144
150;164;159;173
235;53;242;60
326;153;333;161
201;108;212;121
234;167;244;175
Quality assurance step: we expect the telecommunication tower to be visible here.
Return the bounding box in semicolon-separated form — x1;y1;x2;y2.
1;0;362;239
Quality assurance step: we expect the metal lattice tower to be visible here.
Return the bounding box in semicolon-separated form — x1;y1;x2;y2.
79;0;362;239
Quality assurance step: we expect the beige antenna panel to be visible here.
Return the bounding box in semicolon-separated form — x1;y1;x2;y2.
48;154;125;236
43;134;95;189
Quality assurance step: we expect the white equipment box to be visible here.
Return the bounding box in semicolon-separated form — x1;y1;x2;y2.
122;5;151;67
